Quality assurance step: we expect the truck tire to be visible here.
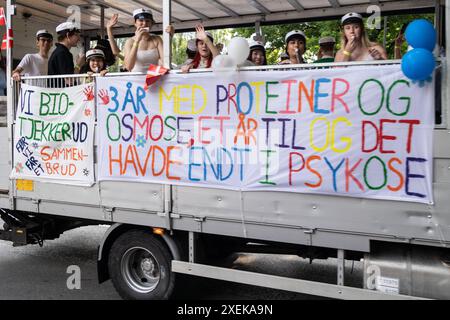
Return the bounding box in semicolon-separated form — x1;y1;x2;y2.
108;229;175;300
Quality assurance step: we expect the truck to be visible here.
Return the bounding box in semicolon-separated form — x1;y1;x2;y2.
1;0;449;300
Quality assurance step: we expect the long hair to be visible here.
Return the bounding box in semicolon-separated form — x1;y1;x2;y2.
340;21;373;50
247;47;267;66
191;39;213;69
191;51;212;69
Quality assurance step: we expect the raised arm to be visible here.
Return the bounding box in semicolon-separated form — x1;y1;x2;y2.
106;13;124;60
196;24;219;58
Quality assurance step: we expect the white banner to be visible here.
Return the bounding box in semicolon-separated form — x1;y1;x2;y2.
11;83;95;186
97;65;434;204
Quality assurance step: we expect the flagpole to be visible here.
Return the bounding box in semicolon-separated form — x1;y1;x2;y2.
6;0;13;97
162;0;173;231
162;0;172;69
6;0;15;211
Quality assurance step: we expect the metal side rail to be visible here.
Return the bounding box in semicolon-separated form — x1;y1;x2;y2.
171;260;429;300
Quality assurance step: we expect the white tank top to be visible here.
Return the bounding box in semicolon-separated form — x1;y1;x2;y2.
132;48;160;73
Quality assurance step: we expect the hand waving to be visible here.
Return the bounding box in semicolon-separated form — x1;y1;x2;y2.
107;13;119;29
195;24;209;42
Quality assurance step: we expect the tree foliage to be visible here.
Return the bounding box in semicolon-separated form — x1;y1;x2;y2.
170;13;434;66
105;13;435;68
232;14;434;64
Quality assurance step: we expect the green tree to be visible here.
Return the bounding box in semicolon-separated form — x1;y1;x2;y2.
103;13;435;69
232;13;434;64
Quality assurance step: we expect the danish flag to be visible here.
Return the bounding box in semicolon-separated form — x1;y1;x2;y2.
144;64;168;90
1;28;13;50
0;8;5;26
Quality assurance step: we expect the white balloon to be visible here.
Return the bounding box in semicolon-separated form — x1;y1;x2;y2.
212;54;236;74
212;55;236;78
228;37;250;65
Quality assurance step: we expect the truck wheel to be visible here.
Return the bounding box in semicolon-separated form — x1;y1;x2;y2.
108;230;175;300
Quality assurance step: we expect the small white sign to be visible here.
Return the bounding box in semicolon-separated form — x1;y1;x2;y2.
376;276;400;294
377;285;400;295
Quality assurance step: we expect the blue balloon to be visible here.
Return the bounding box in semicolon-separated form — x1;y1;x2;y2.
401;48;435;81
405;19;436;51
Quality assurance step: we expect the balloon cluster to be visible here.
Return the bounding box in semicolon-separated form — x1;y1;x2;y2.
401;19;436;81
212;37;250;74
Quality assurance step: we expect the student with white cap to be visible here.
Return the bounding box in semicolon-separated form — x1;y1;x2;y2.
314;36;336;63
280;30;307;65
335;12;387;62
181;24;219;73
80;48;108;77
120;8;174;72
12;30;53;81
247;40;267;66
48;21;85;76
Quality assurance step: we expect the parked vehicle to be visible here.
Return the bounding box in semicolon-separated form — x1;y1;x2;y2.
1;0;449;300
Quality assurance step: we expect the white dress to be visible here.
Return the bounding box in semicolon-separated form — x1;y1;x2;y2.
131;48;160;73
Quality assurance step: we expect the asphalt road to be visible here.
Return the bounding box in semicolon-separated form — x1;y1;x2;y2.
0;225;364;300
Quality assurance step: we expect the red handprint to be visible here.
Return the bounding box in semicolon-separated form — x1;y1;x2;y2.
98;89;110;105
83;86;95;101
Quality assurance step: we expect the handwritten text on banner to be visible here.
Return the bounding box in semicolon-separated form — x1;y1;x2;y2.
96;65;434;204
11;83;95;186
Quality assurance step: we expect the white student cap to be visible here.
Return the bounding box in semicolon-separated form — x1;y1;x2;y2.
86;49;105;60
249;40;265;51
36;29;53;40
133;8;153;20
341;12;363;25
319;36;336;45
285;30;306;43
187;39;198;52
56;21;80;34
